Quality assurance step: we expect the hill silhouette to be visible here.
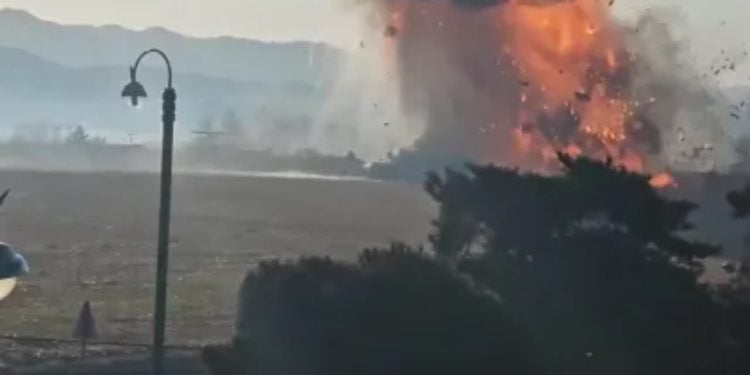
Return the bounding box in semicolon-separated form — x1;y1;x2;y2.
0;45;328;141
0;9;343;143
0;8;342;84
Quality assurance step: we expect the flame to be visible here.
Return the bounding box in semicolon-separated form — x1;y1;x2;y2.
379;0;675;187
649;173;677;189
498;0;643;169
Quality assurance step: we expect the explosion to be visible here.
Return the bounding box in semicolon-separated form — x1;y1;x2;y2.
362;0;728;185
501;0;645;170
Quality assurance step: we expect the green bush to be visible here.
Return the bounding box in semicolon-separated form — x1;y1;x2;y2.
204;154;750;374
428;154;746;374
209;245;543;375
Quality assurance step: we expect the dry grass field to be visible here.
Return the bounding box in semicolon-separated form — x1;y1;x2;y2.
0;170;435;352
0;169;744;373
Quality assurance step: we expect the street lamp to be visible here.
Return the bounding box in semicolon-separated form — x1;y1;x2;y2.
121;48;176;375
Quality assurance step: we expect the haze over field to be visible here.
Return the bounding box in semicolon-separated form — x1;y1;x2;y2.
0;3;750;373
0;3;748;169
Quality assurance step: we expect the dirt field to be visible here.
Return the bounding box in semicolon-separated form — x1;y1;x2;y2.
0;170;435;351
0;169;744;372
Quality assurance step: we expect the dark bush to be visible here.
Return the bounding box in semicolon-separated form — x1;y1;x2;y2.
426;154;744;374
211;245;543;375
205;154;750;374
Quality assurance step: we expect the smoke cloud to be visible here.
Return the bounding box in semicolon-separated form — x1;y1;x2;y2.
340;0;734;173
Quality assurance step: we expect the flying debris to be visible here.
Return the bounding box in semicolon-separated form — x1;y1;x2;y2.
721;261;737;274
677;128;686;142
369;0;727;176
0;189;9;207
728;184;750;218
574;90;592;102
384;25;398;38
729;102;746;120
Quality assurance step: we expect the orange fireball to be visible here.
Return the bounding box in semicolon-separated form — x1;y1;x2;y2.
380;0;674;185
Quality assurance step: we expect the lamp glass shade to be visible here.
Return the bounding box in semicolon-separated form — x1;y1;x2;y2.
121;80;148;107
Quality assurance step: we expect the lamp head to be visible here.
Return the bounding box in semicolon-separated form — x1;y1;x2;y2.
121;66;147;107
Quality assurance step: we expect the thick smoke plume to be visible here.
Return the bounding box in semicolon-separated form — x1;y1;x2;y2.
354;0;733;175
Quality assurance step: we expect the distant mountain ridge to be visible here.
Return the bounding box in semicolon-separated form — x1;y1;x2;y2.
0;9;341;143
0;44;323;139
0;8;343;84
0;45;262;99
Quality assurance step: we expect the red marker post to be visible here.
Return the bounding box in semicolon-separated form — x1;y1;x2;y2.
73;300;98;359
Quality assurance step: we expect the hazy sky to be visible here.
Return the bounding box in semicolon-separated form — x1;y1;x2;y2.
0;0;358;42
0;0;743;44
0;0;747;83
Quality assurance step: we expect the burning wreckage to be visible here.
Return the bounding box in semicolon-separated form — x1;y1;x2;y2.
364;0;732;186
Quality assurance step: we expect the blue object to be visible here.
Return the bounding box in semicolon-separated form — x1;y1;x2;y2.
0;243;29;280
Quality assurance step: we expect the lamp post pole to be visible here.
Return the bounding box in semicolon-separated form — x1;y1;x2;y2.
122;48;175;375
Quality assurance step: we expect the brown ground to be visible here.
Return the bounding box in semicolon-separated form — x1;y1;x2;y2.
0;169;744;373
0;170;435;366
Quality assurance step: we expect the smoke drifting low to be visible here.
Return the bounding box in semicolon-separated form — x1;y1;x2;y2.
350;0;733;174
